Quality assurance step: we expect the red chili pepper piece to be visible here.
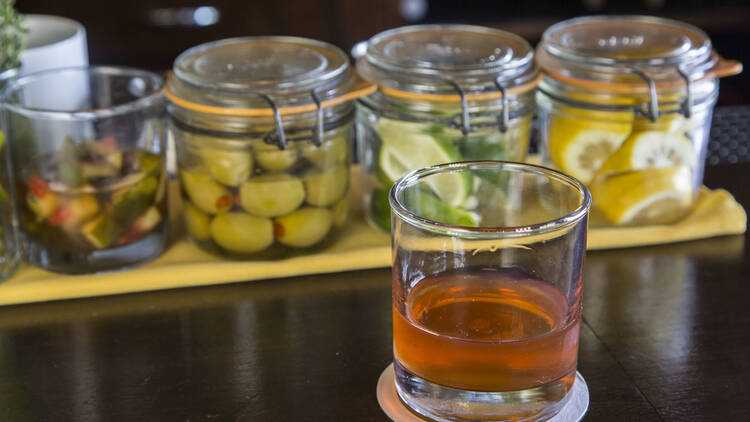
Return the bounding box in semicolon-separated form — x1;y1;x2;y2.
28;176;50;198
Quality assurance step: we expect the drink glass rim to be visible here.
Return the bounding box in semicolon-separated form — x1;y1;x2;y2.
2;65;164;120
389;160;592;239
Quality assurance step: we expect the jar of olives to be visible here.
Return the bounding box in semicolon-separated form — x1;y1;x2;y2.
355;25;540;231
167;37;373;258
536;16;742;226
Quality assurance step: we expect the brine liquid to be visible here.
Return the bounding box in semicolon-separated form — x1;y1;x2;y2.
393;268;580;392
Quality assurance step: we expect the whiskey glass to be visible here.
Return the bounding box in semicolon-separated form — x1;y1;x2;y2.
390;161;591;421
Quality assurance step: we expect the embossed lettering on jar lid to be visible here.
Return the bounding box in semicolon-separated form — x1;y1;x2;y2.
166;37;375;116
357;25;540;101
537;16;742;89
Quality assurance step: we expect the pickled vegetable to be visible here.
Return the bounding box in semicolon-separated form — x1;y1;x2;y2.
210;212;274;253
274;207;332;248
20;139;166;253
180;168;233;214
256;148;299;171
239;174;305;217
116;207;162;246
304;165;348;207
81;215;120;249
26;177;60;220
48;195;99;231
198;148;253;186
113;174;158;224
183;201;211;241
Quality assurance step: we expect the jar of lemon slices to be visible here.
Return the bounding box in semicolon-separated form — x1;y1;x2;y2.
167;37;374;258
536;16;742;226
356;25;540;231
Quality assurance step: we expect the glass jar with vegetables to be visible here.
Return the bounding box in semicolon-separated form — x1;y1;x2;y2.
3;66;168;273
355;25;540;231
167;37;372;258
536;16;742;226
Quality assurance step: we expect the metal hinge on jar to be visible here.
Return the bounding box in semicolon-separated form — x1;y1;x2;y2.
630;65;696;121
444;77;515;135
261;87;355;149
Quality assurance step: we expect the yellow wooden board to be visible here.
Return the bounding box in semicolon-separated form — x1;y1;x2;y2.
0;168;744;306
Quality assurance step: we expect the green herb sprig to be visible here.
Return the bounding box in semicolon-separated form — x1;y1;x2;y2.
0;0;25;71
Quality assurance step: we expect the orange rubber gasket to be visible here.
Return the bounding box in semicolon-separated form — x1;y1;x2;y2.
540;54;742;94
377;73;542;102
165;75;377;116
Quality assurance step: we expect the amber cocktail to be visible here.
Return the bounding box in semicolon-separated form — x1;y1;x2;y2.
389;161;590;421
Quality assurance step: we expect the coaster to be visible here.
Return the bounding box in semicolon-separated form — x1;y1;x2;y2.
376;364;589;422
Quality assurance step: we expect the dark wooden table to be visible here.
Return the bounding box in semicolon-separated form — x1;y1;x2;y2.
0;163;748;422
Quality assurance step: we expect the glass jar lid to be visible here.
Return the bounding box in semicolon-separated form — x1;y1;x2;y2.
166;36;374;116
357;24;539;101
537;15;741;89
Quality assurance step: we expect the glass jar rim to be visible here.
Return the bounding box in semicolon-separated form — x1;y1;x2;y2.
536;15;741;90
389;161;591;239
541;15;711;69
358;24;539;99
167;36;374;114
2;66;164;120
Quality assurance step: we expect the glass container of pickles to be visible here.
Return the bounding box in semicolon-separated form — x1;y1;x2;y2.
355;25;540;232
536;16;742;226
2;66;168;273
167;37;369;258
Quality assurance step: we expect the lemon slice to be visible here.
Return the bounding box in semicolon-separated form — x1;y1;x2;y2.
597;130;695;176
547;113;632;184
591;166;693;225
375;118;469;207
633;114;688;133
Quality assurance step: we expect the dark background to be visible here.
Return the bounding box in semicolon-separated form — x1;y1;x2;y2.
16;0;750;104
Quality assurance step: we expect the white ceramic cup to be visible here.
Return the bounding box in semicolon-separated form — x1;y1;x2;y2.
19;14;89;76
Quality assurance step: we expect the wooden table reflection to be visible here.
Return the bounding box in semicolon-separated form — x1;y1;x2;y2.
0;163;748;421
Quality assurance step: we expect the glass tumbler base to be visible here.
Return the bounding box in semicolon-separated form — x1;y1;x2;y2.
393;361;575;422
24;225;168;274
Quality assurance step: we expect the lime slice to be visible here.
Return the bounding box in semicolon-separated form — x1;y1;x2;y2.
369;188;392;232
591;166;693;225
402;189;478;227
547;113;632;184
597;130;695;176
375;118;469;206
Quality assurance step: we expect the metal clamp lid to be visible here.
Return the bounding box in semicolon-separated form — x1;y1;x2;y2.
630;64;703;121
437;77;519;135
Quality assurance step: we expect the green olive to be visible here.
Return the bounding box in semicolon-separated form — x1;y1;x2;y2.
302;137;349;167
331;197;348;227
180;168;233;214
183;201;211;241
256;148;299;171
239;174;305;217
210;212;273;253
198;148;253;187
304;164;349;207
274;207;332;248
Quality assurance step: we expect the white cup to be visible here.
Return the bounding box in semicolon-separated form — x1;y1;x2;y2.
19;14;89;76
